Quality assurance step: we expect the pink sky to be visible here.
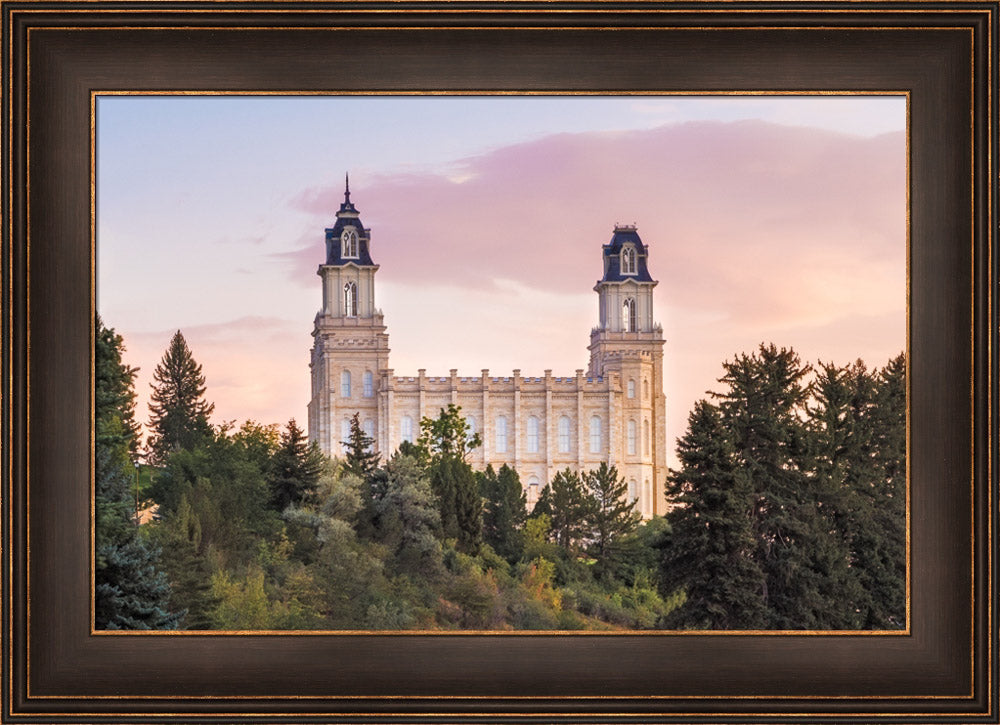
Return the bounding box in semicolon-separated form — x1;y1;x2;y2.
107;116;905;467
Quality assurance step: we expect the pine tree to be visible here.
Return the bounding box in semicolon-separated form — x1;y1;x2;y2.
343;412;380;481
429;456;481;554
660;400;767;629
479;464;527;562
583;462;641;577
146;330;214;466
94;317;179;629
269;418;325;511
534;468;593;554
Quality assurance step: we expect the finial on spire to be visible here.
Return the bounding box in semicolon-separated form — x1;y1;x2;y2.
344;172;351;203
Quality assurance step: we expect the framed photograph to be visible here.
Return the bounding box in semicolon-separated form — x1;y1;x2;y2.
3;1;997;722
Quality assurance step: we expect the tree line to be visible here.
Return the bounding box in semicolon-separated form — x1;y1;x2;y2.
95;320;905;630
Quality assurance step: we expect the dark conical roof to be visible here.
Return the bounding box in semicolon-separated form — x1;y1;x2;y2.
598;225;655;283
323;175;376;266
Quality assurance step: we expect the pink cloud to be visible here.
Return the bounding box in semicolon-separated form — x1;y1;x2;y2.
285;121;904;328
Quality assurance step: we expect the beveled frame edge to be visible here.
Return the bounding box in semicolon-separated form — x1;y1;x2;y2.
2;1;997;723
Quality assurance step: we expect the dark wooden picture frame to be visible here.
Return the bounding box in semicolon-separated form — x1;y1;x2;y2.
2;2;997;722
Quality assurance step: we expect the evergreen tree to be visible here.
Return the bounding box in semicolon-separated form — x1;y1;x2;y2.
269;418;325;511
376;452;444;580
429;456;482;554
343;412;380;481
94;317;179;629
533;468;593;554
660;400;767;629
583;462;641;577
146;330;214;466
478;464;528;563
153;494;217;629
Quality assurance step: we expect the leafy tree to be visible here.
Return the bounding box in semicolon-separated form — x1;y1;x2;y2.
269;418;325;511
533;468;593;554
146;330;214;466
660;400;767;629
583;462;641;577
375;453;444;581
417;404;481;463
94;317;179;629
478;464;528;563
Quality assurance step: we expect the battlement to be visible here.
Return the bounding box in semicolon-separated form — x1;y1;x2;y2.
384;368;612;392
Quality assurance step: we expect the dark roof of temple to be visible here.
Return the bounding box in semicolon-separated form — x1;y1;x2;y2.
599;225;654;283
323;175;376;266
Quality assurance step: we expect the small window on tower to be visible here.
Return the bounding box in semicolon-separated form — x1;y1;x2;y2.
344;281;358;317
341;370;352;398
621;245;637;275
623;297;637;332
363;371;374;397
627;379;636;398
342;228;359;258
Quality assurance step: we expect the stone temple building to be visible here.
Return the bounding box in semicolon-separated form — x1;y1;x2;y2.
307;180;667;517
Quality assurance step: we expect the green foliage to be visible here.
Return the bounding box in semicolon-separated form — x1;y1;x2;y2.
583;462;641;578
416;403;481;463
269;418;325;511
660;345;906;631
146;330;215;466
478;464;528;563
534;468;593;554
343;412;380;481
429;456;482;554
94;317;179;630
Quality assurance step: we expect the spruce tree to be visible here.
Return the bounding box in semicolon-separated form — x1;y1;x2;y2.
343;412;380;481
534;468;593;554
479;464;527;562
94;317;179;629
269;418;325;511
660;400;767;629
146;330;214;466
583;462;641;577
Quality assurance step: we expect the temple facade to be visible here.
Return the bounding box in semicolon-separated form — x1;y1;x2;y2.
307;180;668;517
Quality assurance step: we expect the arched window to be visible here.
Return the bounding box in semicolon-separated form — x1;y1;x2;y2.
363;419;375;450
526;416;539;453
342;228;359;258
496;416;508;453
363;371;374;397
466;415;477;443
400;415;413;444
628;479;638;503
340;418;351;452
621;245;637;275
622;297;637;332
627;419;637;455
558;416;571;453
643;479;652;515
627;379;636;398
643;419;650;456
341;370;352;398
589;415;601;453
343;281;358;317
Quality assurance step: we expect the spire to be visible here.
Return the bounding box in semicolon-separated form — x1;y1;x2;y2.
338;172;358;215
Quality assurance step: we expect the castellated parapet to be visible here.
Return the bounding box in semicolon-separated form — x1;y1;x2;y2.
307;181;668;517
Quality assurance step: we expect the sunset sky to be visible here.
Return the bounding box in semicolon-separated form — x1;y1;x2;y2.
96;95;907;467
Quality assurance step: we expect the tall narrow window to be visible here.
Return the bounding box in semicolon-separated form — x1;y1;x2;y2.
400;415;413;444
558;416;571;453
495;416;508;453
643;419;650;456
644;379;650;399
628;479;638;503
621;245;637;275
341;370;352;398
526;416;539;453
627;379;636;398
363;419;375;450
344;281;358;317
622;297;637;332
466;415;477;443
589;415;601;453
627;419;637;455
342;228;359;258
643;479;652;515
363;371;374;397
340;418;351;452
